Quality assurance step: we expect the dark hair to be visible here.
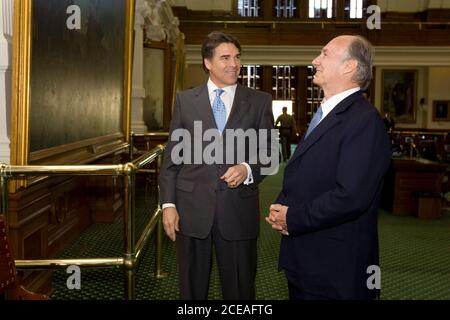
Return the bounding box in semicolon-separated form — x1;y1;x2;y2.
201;31;241;72
347;36;373;90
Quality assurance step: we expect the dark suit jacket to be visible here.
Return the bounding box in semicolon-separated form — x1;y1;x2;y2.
276;91;392;299
160;84;274;241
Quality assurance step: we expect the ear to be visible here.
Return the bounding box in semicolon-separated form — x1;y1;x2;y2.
204;58;211;71
344;58;358;74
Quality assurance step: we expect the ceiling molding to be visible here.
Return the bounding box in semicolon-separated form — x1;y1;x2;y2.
185;45;450;66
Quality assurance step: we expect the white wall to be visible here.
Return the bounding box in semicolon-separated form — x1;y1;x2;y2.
143;48;165;129
427;67;450;129
184;64;208;89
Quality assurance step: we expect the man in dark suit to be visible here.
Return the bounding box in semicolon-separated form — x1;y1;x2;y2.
266;35;392;300
160;31;275;300
275;107;297;162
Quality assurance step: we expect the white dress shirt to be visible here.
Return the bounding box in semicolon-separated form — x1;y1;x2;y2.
319;87;361;124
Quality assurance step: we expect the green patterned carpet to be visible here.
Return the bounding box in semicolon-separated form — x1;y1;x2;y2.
50;163;450;300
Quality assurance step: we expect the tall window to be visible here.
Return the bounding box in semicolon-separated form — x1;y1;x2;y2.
345;0;365;19
237;0;261;17
274;0;297;18
308;0;333;18
238;65;261;90
272;66;296;100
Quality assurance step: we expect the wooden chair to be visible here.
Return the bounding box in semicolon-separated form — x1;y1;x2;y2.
0;215;48;300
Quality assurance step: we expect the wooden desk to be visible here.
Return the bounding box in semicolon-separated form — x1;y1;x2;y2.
381;158;448;216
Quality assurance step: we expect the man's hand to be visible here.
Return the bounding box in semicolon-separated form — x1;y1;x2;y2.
162;207;180;241
265;204;289;236
220;164;248;188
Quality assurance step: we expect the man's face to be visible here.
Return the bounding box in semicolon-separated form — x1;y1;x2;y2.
311;36;351;89
204;42;241;88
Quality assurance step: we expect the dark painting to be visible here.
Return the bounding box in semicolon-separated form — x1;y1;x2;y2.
381;70;417;123
29;0;125;152
432;101;450;121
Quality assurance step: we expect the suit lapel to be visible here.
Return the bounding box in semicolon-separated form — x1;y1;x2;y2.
287;91;361;166
225;84;248;130
193;85;216;130
287;113;341;165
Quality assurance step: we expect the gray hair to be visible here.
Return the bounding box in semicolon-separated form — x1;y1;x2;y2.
347;36;373;90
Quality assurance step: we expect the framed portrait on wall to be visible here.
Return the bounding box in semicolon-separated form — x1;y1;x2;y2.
11;0;135;167
381;70;418;123
432;100;450;121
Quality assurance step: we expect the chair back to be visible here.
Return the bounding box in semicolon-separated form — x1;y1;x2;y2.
0;216;16;294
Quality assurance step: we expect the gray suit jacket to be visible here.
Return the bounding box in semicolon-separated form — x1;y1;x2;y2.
160;84;274;240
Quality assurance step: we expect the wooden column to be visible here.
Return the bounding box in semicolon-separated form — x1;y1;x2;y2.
262;0;273;20
261;65;274;98
335;0;345;21
296;67;308;136
298;0;309;20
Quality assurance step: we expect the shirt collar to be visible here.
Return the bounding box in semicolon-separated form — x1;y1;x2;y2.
207;78;237;97
321;87;360;117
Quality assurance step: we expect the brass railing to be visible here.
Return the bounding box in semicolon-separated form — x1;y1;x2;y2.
0;143;165;300
391;130;449;137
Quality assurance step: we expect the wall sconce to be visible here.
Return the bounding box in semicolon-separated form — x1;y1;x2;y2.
419;97;427;111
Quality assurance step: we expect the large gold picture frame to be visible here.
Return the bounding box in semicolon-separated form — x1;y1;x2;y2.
11;0;135;166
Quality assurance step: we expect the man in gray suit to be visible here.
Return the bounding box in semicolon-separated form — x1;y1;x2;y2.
160;31;275;299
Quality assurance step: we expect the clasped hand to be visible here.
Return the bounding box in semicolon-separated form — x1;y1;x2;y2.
220;164;247;188
265;204;289;236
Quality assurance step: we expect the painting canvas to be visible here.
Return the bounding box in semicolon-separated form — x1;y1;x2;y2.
382;70;417;123
29;0;127;153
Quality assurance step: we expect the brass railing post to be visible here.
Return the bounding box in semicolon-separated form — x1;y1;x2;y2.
123;163;136;300
154;150;166;278
0;143;165;300
129;132;134;161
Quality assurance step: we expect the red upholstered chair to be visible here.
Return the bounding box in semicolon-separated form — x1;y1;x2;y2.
0;215;48;300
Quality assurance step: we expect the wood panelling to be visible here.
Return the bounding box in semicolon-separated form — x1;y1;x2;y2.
85;152;125;223
6;151;127;294
425;9;450;21
7;175;91;294
381;159;447;216
178;22;450;46
174;2;450;47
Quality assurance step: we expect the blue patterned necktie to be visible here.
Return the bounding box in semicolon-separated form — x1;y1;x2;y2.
212;89;226;133
304;106;323;139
